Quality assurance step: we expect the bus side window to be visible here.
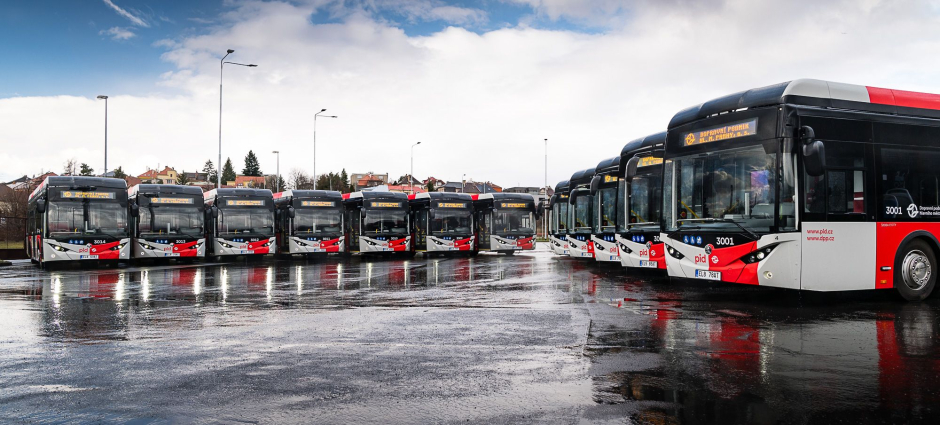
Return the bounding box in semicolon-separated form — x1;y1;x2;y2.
879;147;940;221
803;141;867;222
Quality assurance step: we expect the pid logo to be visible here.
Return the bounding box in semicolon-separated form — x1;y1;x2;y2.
694;254;708;264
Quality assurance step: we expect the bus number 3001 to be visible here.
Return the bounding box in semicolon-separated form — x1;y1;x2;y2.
886;206;903;215
716;237;735;246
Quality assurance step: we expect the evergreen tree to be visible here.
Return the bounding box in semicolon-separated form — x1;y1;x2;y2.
111;166;127;180
242;150;261;176
176;172;190;185
202;159;217;183
222;158;237;185
340;169;350;193
79;163;95;176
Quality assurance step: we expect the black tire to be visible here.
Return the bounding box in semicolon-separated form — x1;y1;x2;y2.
895;239;937;301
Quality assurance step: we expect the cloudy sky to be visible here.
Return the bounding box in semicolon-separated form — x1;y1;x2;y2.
2;0;939;186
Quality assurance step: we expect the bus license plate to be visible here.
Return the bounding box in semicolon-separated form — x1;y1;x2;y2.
563;250;569;255
695;270;721;280
383;248;393;252
165;253;180;257
514;246;521;250
311;248;324;252
639;260;657;268
80;255;98;259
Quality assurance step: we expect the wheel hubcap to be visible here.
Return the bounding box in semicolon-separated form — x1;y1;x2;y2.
902;250;931;291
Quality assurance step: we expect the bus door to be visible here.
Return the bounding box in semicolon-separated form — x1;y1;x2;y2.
346;207;361;252
415;208;428;251
478;210;492;250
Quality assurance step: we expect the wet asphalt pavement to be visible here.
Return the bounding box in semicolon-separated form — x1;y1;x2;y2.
1;245;939;424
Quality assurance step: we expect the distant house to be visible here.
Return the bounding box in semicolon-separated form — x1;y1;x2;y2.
388;184;426;194
124;176;142;189
183;171;208;182
230;175;266;189
351;172;388;191
138;166;178;185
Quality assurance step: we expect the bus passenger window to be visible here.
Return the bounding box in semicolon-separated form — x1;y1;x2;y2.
827;170;865;214
879;147;940;221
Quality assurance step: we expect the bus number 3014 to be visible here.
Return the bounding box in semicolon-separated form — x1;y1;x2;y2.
716;237;735;246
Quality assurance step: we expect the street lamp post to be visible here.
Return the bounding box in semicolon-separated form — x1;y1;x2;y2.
218;49;257;188
313;109;338;186
410;142;422;194
461;173;466;193
544;138;548;240
97;95;108;176
272;150;280;192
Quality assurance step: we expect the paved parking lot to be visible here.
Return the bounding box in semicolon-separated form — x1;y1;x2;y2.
1;245;938;424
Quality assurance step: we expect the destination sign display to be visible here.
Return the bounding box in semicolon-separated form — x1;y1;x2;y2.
500;202;530;209
637;156;663;167
370;201;403;208
61;191;115;200
603;175;619;183
225;200;265;206
682;118;758;146
152;197;195;205
301;201;336;207
436;202;468;209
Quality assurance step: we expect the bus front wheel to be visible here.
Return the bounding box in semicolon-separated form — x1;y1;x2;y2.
895;239;937;301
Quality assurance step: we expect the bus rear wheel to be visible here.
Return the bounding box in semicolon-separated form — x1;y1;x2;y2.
895;239;937;301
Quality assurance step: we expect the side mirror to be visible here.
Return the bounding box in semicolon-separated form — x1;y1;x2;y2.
429;209;435;219
624;156;641;182
548;194;557;208
288;206;295;219
211;205;219;219
130;203;139;217
801;126;826;177
589;175;601;196
36;198;46;213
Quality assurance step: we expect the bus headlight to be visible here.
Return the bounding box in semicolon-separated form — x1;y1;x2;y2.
619;243;632;254
219;241;235;249
111;242;127;251
365;240;378;246
740;244;778;264
666;245;684;260
53;244;70;252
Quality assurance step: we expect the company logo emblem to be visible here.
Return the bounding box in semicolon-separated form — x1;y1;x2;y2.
704;244;713;254
711;256;719;264
908;203;919;218
684;133;695;145
646;241;652;249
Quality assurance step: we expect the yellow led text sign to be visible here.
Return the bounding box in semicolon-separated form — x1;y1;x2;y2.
603;175;619;183
682;118;758;146
370;201;402;208
436;202;468;208
152;197;194;204
301;201;336;207
61;191;115;200
637;157;663;167
226;200;265;206
500;202;529;208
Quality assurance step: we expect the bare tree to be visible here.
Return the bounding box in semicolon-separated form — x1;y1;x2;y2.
63;158;77;176
288;168;314;190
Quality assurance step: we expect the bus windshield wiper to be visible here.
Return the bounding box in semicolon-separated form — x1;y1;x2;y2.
677;218;759;239
626;221;657;228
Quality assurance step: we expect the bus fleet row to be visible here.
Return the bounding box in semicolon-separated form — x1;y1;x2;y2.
547;78;940;301
26;179;538;267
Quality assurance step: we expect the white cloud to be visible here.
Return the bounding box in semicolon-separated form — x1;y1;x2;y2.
99;26;136;40
3;0;940;186
102;0;149;28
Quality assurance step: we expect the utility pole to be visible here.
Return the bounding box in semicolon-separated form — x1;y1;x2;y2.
97;96;108;176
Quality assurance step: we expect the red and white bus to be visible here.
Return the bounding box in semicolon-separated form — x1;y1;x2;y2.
26;176;131;267
472;193;537;254
410;192;476;254
589;156;622;263
547;180;571;256
618;132;667;271
343;191;413;255
204;188;275;257
274;190;345;256
128;184;206;260
567;167;596;259
661;79;940;300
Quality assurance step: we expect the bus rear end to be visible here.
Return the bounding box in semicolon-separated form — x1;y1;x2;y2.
28;176;131;266
275;190;345;256
617;132;667;271
129;185;206;260
206;188;276;257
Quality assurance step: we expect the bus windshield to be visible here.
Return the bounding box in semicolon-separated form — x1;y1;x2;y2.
219;208;273;235
294;209;342;234
571;193;593;234
47;200;128;238
672;146;776;233
493;209;534;235
140;206;203;238
554;203;568;233
595;186;617;233
430;210;472;234
364;210;408;234
627;167;662;229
